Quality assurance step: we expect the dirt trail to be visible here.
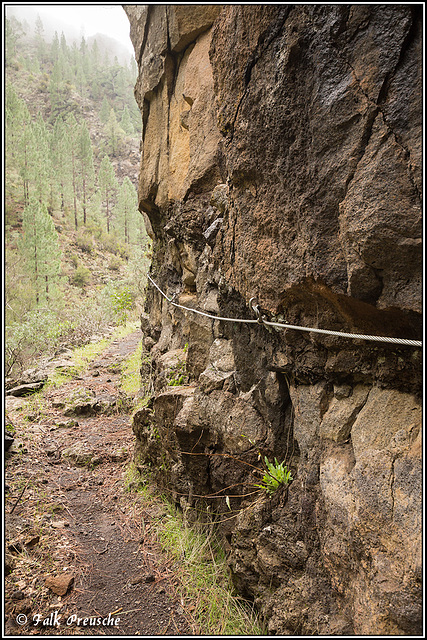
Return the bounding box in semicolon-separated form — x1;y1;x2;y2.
5;331;194;636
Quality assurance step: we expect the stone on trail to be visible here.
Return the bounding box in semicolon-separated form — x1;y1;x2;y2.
6;381;46;397
45;573;74;596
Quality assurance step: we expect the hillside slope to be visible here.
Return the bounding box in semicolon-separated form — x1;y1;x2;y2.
5;12;150;378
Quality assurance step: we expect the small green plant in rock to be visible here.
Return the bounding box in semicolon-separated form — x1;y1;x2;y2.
132;395;153;415
5;419;16;435
254;456;293;495
166;352;188;386
241;435;293;496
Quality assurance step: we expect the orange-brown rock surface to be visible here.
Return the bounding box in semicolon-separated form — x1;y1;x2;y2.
125;5;422;635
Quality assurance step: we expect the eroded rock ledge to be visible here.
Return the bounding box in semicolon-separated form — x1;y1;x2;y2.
124;5;422;635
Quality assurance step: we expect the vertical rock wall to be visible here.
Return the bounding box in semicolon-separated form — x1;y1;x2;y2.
125;5;422;635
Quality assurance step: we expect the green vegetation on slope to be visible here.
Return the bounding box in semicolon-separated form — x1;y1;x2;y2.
5;12;151;378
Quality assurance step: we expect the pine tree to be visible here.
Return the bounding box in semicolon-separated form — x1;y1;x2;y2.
31;113;52;208
34;15;47;64
76;66;87;98
112;67;127;109
76;121;95;225
105;108;125;156
70;41;79;79
91;38;100;68
5;85;29;203
51;116;73;212
59;49;72;82
18;198;62;306
79;36;90;76
49;60;66;118
5;16;25;63
60;31;70;68
120;105;134;135
98;155;118;233
31;56;41;75
100;97;111;124
50;31;60;63
34;15;44;38
15;102;33;205
115;177;138;244
129;55;137;78
66;114;80;230
88;39;101;100
5;83;23;165
103;49;110;67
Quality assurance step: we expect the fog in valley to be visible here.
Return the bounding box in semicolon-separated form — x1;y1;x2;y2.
5;4;133;65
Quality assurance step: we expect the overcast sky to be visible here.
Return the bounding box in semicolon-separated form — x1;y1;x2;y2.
5;3;134;54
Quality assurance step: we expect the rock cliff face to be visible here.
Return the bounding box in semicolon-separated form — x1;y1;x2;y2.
124;5;422;635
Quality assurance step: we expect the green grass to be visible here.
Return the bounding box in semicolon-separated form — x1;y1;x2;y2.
72;338;110;371
47;320;140;388
73;320;139;371
21;390;49;420
17;319;142;411
123;461;154;502
47;369;77;387
110;319;140;340
155;500;266;636
124;459;265;634
121;339;143;397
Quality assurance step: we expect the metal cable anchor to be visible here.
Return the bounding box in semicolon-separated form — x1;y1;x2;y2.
249;297;266;324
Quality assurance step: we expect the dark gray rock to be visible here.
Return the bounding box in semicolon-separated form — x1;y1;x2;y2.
6;381;45;397
5;430;15;451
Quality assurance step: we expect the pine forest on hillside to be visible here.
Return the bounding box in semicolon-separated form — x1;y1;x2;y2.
4;14;151;378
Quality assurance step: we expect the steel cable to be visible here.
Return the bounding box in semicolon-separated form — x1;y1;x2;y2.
147;274;422;347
